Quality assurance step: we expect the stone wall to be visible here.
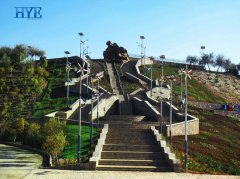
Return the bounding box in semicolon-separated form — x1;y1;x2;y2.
145;92;199;136
54;99;85;120
135;58;154;85
163;114;199;136
189;101;222;110
145;93;181;122
132;97;160;121
214;110;240;118
89;95;118;121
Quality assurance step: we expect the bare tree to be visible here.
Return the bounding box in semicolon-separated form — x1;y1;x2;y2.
215;55;225;72
186;56;198;66
223;59;231;72
199;53;214;71
237;63;240;71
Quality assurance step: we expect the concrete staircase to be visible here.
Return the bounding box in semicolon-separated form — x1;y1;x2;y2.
96;124;173;172
119;95;132;115
106;62;123;95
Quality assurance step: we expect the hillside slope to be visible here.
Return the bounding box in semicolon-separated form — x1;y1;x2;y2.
192;71;240;104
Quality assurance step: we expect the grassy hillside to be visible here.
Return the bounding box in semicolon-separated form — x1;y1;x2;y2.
171;106;240;175
141;64;226;103
30;58;78;121
140;63;240;175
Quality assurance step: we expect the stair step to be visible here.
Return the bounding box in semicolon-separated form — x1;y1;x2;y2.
98;159;169;166
103;144;160;152
105;139;157;145
101;151;166;160
96;165;173;172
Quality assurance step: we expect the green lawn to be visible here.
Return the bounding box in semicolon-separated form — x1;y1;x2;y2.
61;124;98;161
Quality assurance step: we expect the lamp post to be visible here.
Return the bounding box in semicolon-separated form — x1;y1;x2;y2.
166;75;176;145
64;51;70;108
159;55;165;134
90;76;94;146
200;46;205;55
140;35;145;67
97;77;100;129
150;61;153;97
79;32;84;58
182;65;192;172
76;61;88;164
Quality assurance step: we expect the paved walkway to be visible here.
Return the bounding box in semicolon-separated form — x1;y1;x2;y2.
0;144;43;179
25;169;239;179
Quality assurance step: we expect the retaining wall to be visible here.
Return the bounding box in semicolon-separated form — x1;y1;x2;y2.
125;72;141;83
89;95;118;121
189;101;222;110
163;114;199;136
54;99;84;120
214;110;240;118
145;92;199;136
135;58;154;85
132;97;160;121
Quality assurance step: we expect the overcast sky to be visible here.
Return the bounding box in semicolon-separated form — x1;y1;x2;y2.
1;0;240;64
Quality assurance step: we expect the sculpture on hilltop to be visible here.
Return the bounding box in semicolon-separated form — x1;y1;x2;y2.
103;41;129;62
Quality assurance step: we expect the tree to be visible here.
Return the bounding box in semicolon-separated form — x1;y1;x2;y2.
25;123;42;147
223;59;231;72
40;56;48;68
186;56;198;66
0;118;28;142
15;118;29;141
42;131;66;163
27;46;45;60
199;53;214;71
237;63;240;71
11;44;28;64
42;118;66;137
215;55;225;72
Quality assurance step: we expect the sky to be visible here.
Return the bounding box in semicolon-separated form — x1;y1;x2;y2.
0;0;240;64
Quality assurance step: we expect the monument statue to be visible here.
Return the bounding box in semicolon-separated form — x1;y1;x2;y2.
103;41;129;62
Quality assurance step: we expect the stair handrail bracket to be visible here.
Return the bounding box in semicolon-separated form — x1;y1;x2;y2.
151;126;180;172
89;124;109;169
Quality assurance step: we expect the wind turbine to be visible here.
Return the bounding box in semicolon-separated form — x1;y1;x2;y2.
182;65;192;172
76;61;88;164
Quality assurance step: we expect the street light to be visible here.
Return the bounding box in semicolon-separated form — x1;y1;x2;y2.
159;55;165;134
200;46;205;55
81;39;89;94
76;61;88;164
182;65;192;172
79;32;84;58
90;76;94;146
140;35;145;67
166;75;176;145
64;51;70;108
